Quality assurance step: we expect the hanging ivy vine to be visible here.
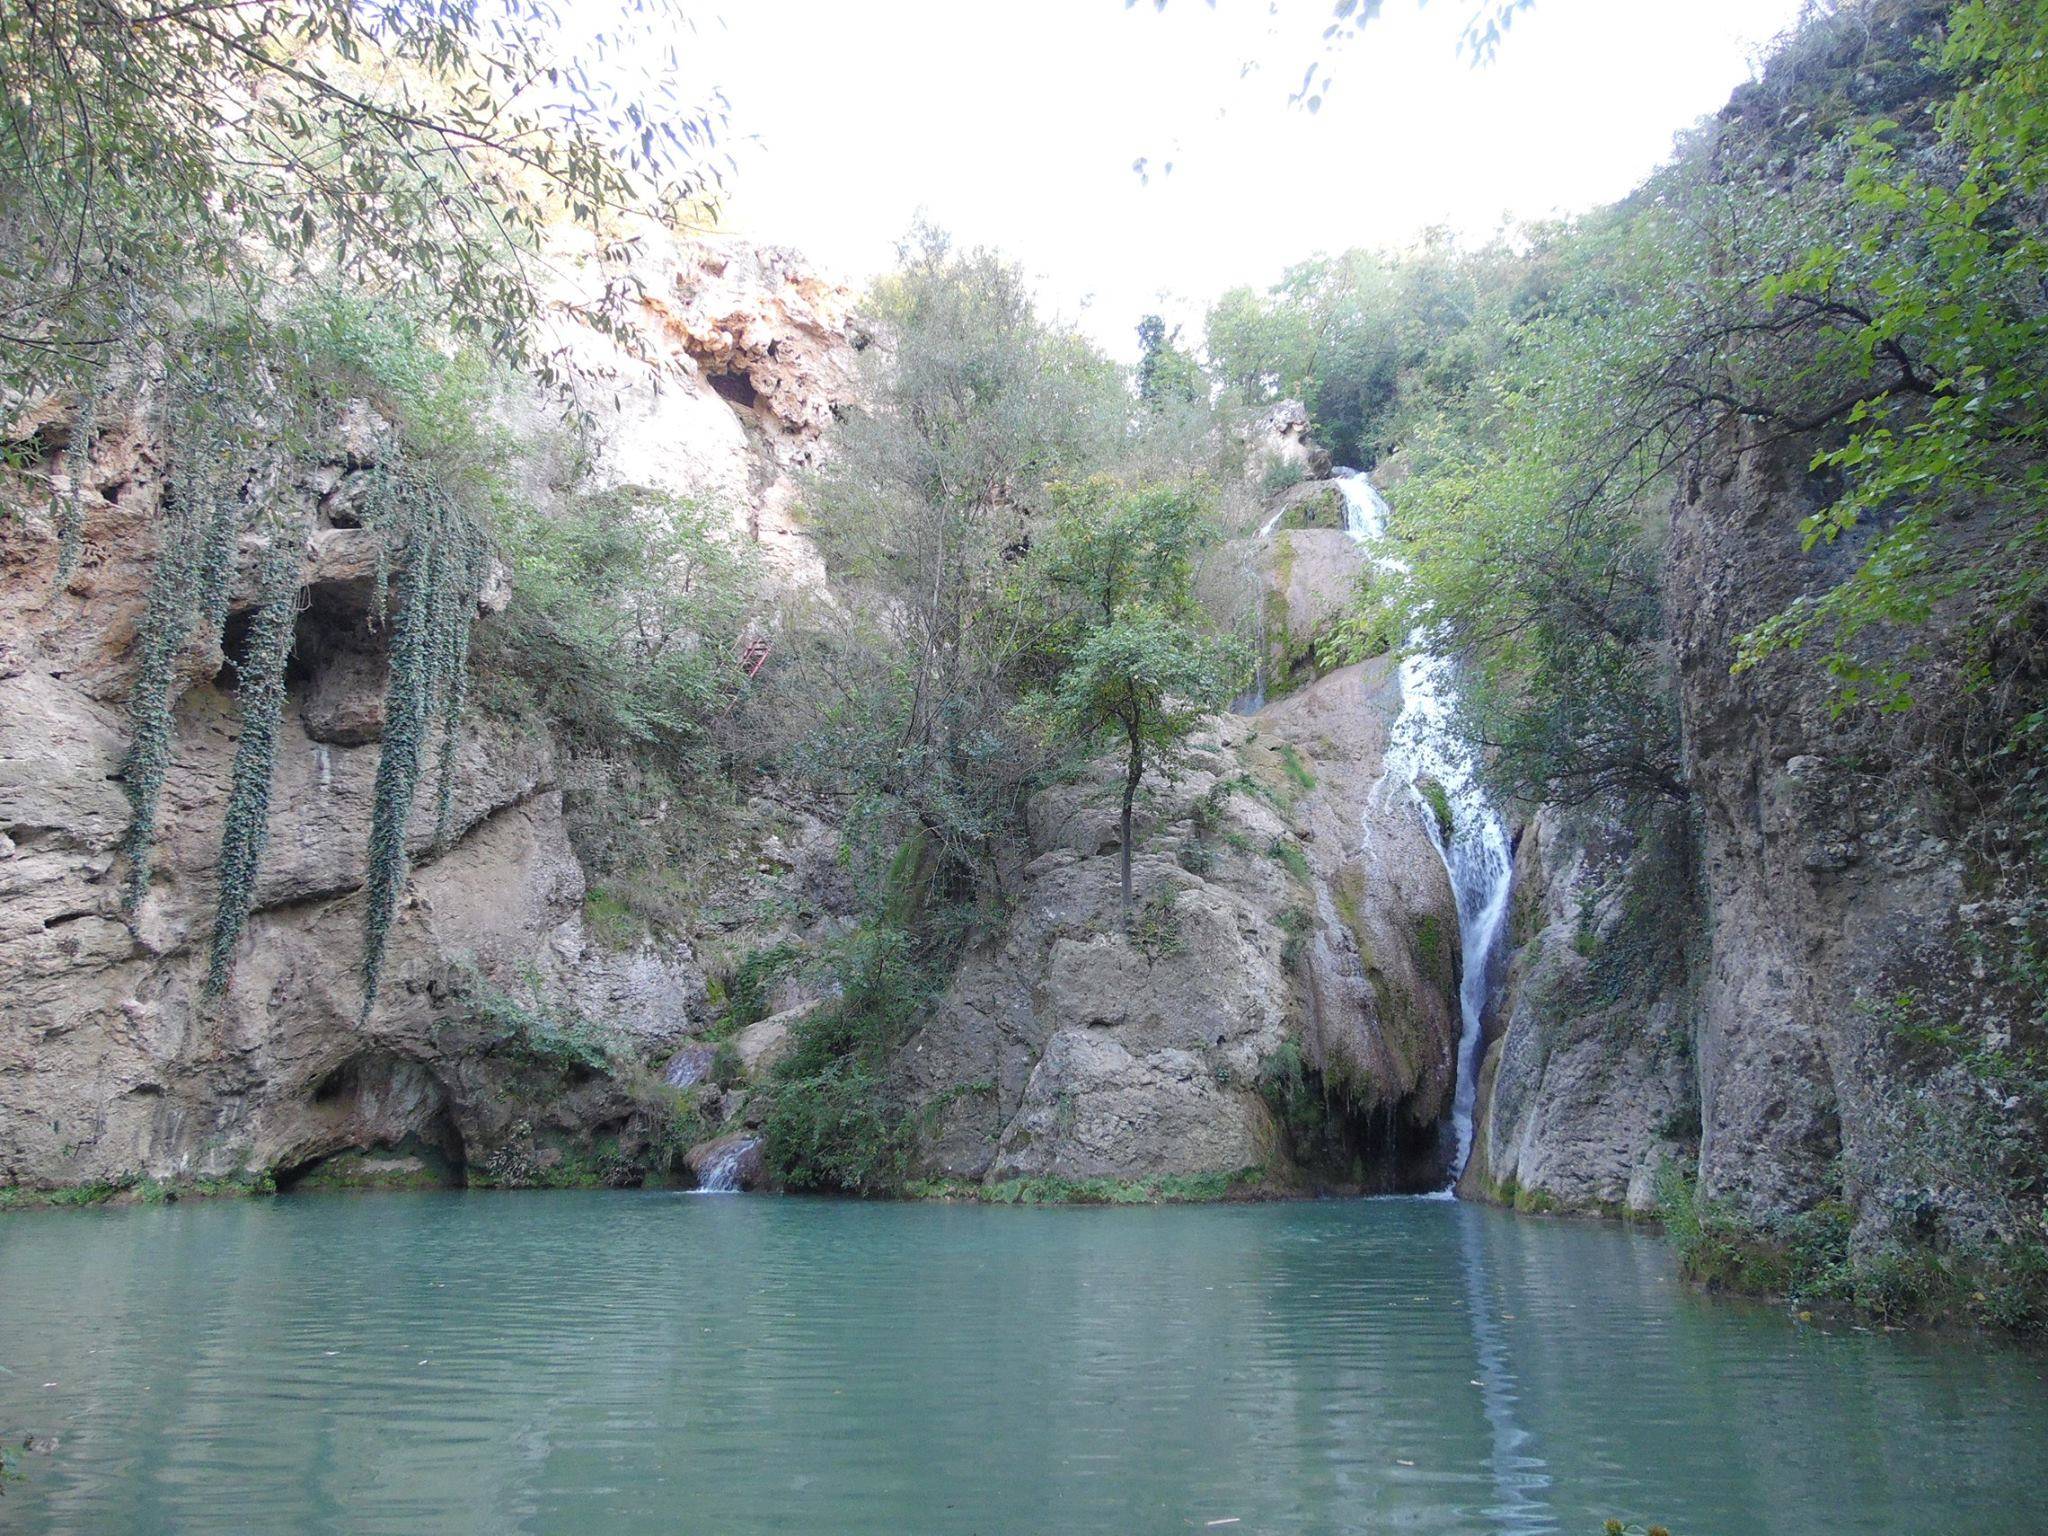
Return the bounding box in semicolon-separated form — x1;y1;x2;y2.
104;300;495;1007
203;527;309;995
115;348;269;916
358;462;490;1018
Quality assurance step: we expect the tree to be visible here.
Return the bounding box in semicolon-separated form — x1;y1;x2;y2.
1020;478;1246;918
796;224;1128;927
0;0;728;401
1136;313;1203;406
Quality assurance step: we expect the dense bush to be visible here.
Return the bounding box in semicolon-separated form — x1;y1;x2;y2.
758;927;928;1194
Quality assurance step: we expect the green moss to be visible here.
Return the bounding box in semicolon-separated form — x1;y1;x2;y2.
289;1153;451;1193
582;887;645;949
1271;482;1340;529
1416;776;1453;842
1414;913;1446;977
0;1171;276;1213
1276;742;1316;791
1268;836;1312;886
908;1168;1264;1204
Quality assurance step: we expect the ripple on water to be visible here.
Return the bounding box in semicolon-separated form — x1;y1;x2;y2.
0;1193;2043;1536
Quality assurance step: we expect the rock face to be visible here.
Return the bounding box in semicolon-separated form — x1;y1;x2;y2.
0;234;865;1197
1461;804;1697;1216
900;660;1461;1191
1667;426;2038;1249
545;233;865;597
1465;421;2043;1266
1259;526;1363;694
1247;400;1332;483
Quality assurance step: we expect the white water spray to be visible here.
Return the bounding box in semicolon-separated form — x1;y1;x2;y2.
693;1137;757;1194
1336;471;1514;1187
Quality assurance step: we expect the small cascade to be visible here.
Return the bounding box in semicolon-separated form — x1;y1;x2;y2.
1231;504;1292;714
694;1136;758;1194
1336;471;1514;1189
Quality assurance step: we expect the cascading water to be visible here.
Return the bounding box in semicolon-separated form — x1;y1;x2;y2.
1335;471;1514;1189
694;1137;757;1194
1230;504;1294;715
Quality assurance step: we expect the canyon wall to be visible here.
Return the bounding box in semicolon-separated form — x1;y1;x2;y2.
0;235;862;1195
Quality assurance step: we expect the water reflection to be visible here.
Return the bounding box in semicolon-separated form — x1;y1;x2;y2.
0;1193;2042;1535
1454;1201;1554;1532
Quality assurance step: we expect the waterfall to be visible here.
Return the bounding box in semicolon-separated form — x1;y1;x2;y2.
1230;504;1293;714
694;1137;757;1194
1335;471;1514;1189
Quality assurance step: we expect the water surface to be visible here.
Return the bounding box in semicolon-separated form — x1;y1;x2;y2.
1;1192;2041;1534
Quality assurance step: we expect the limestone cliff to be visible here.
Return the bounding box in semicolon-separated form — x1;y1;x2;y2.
1465;419;2045;1281
0;233;863;1197
900;659;1461;1193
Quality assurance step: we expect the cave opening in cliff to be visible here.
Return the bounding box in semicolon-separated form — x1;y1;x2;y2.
1263;1057;1448;1196
271;1056;470;1192
708;368;760;411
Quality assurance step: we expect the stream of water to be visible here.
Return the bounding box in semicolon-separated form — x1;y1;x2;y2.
1336;470;1515;1183
2;1191;2042;1535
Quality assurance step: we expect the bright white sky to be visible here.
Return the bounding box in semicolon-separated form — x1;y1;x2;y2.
665;0;1808;359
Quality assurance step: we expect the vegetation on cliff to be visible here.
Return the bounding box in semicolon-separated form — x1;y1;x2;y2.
1214;0;2048;1325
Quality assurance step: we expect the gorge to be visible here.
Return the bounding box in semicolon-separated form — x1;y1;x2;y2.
2;0;2046;1530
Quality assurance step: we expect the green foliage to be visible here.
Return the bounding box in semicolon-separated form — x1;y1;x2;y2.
758;1061;909;1196
116;346;267;915
52;381;100;585
490;484;753;772
205;530;310;994
480;477;756;939
1268;838;1312;887
791;224;1134;929
359;465;492;1017
1734;0;2048;708
1655;1159;2047;1331
1257;1036;1366;1180
1204;236;1525;466
1136;313;1204;407
726;942;802;1030
758;926;928;1194
1259;454;1308;498
1277;904;1314;970
0;0;728;403
1275;743;1316;791
1130;887;1188;959
1016;475;1249;916
461;972;626;1080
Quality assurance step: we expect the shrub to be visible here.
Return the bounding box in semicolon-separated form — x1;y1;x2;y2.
461;972;624;1080
1268;836;1312;886
725;942;802;1030
758;926;928;1193
1130;887;1187;958
759;1060;908;1195
1259;453;1307;497
1278;904;1314;970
